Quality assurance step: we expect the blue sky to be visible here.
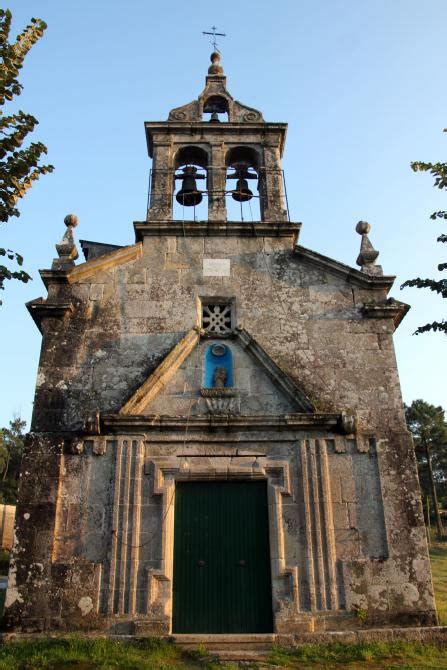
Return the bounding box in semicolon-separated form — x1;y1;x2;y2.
1;0;446;427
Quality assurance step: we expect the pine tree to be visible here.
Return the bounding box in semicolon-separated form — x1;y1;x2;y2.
0;416;26;504
405;400;447;539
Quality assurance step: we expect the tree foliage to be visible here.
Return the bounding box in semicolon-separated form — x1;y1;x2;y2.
406;400;447;463
0;9;53;301
401;132;446;334
0;416;26;504
405;400;447;537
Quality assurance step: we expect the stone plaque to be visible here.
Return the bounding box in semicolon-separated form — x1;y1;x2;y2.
203;258;231;277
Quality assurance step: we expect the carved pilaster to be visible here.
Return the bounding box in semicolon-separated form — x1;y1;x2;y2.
107;438;145;616
300;439;338;612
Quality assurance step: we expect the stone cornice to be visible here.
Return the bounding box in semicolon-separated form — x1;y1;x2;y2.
39;270;68;289
102;412;342;433
134;220;301;240
66;243;142;283
120;328;201;415
294;245;396;291
145;121;288;157
362;298;410;329
236;327;314;412
26;299;74;333
39;243;142;288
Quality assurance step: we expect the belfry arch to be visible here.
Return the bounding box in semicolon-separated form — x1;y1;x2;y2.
146;51;288;223
173;146;209;217
202;95;229;121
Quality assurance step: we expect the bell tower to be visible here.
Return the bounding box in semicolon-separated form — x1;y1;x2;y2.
145;52;288;223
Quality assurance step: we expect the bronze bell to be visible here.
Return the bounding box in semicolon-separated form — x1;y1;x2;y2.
232;176;253;202
175;166;203;207
230;164;254;202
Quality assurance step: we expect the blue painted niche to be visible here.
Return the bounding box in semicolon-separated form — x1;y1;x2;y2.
204;343;234;388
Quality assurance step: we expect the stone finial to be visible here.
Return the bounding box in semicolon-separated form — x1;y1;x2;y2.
355;221;382;276
52;214;79;270
64;214;78;228
208;51;224;76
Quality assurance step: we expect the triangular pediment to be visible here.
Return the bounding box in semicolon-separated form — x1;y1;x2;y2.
119;328;314;417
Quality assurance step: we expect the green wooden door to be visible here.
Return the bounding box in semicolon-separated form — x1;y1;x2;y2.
172;480;273;633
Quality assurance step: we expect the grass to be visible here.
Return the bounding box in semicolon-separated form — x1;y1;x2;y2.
267;640;447;668
0;636;217;670
0;638;445;669
429;537;447;625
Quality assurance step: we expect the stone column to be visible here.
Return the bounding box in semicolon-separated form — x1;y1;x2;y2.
147;143;173;221
207;144;227;222
261;145;288;222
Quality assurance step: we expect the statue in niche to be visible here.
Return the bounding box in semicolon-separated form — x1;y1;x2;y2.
201;359;239;415
213;366;227;389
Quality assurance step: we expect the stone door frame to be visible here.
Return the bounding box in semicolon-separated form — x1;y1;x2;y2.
146;454;298;633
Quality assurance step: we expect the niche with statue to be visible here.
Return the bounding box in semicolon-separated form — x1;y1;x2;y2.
200;343;240;414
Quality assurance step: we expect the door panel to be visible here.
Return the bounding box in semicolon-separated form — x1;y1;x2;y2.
172;480;273;633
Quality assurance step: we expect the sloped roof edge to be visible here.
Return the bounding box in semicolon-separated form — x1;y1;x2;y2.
39;243;142;288
294;245;396;291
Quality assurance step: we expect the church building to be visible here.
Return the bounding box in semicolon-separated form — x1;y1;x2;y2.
5;52;437;636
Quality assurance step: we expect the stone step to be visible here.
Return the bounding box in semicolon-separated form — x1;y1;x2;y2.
171;633;276;652
209;650;271;662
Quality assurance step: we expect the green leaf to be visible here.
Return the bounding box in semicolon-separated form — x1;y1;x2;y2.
0;9;52;302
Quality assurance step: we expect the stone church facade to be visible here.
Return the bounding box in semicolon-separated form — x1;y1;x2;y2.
5;53;437;634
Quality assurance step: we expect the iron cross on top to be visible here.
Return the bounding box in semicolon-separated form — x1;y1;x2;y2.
202;25;226;52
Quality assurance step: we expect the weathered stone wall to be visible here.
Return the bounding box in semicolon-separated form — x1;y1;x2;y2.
4;427;436;633
32;234;403;434
5;230;433;632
